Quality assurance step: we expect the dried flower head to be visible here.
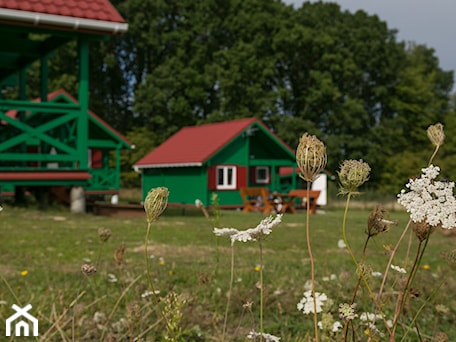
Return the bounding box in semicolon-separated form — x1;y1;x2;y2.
81;264;97;276
338;159;371;195
114;243;126;266
356;263;373;284
412;220;438;242
427;123;445;147
98;227;112;243
434;332;450;342
366;206;397;237
144;187;169;223
441;249;456;268
296;133;327;182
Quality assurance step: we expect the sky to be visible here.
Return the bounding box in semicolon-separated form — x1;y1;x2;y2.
284;0;456;88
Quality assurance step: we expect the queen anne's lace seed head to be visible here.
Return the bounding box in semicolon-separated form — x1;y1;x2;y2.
397;165;456;229
144;187;169;223
296;133;327;182
338;159;371;195
427;123;445;147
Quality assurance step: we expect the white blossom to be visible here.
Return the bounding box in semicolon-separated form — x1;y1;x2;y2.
247;330;281;342
397;165;456;229
318;321;343;332
215;214;282;245
390;264;407;274
297;290;328;315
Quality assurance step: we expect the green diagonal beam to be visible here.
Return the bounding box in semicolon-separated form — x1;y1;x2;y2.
0;111;78;154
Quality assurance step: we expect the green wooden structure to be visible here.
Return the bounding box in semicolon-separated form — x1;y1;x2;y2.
0;1;129;203
134;118;301;207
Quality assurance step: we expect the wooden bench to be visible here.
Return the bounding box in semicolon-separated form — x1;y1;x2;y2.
287;189;321;214
239;187;274;214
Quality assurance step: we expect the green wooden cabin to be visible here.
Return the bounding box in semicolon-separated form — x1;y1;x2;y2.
134;118;301;207
0;1;129;203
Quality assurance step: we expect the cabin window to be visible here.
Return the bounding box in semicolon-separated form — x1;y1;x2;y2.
216;165;237;190
255;166;270;184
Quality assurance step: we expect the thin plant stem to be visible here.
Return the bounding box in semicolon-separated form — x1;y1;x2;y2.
221;244;235;342
145;221;175;341
343;236;370;341
399;279;445;342
259;240;264;342
390;241;422;338
305;182;319;342
391;227;432;339
341;193;391;337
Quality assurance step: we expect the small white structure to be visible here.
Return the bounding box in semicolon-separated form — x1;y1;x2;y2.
312;173;328;206
6;304;38;337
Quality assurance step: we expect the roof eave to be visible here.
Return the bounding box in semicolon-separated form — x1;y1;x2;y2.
133;162;203;172
0;8;128;35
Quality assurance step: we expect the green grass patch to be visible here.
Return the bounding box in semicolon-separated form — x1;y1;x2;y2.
0;205;454;341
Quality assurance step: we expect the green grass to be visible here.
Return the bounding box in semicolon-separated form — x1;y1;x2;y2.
0;205;455;341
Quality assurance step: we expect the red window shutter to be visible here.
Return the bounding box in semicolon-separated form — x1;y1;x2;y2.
91;149;103;169
237;166;247;188
207;166;217;190
249;166;256;184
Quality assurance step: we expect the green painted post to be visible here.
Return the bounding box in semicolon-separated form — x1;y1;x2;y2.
77;38;89;169
115;146;121;190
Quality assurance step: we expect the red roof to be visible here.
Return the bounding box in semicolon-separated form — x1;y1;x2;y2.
0;0;127;34
5;88;133;148
135;118;260;168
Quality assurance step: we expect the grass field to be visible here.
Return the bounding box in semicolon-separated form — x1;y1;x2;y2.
0;204;454;341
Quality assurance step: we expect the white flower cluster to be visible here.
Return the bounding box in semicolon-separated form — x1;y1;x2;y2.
390;264;407;274
318;320;343;332
213;214;283;245
297;290;328;315
247;330;281;342
397;165;456;229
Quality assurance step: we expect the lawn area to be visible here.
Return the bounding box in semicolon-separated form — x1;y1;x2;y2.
0;205;454;341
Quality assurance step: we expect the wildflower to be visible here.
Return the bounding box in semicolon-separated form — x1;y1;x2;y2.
435;304;449;314
247;330;281;342
318;318;343;333
397;165;456;229
213;227;239;237
107;273;118;283
296;133;327;182
20;270;28;277
421;264;430;270
217;214;282;245
144;187;169;223
337;239;346;249
339;303;358;321
390;264;407;274
297;290;328;315
98;227;112;242
114;243;125;266
141;290;160;298
371;271;383;278
254;265;261;272
434;332;450;342
366;206;397;237
427;123;445;147
338;159;371;195
360;312;383;322
159;257;165;265
81;264;97;276
356;264;372;283
412;220;438;242
195;199;203;208
0;204;3;211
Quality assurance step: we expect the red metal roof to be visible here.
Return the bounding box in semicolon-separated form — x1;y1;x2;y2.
0;171;91;181
4;88;133;148
0;0;126;34
134;118;260;168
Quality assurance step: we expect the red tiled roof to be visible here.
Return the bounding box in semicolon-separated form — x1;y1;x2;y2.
134;118;259;168
5;88;133;148
0;0;127;34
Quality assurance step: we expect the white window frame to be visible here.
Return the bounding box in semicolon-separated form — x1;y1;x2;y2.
255;166;270;184
216;165;237;190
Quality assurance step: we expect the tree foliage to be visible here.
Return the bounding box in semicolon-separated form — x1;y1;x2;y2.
25;0;455;190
